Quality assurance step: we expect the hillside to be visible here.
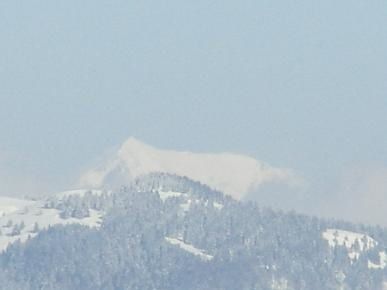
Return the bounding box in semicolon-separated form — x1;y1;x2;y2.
0;173;386;289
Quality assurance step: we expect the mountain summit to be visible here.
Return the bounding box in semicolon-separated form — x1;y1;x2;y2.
79;137;302;199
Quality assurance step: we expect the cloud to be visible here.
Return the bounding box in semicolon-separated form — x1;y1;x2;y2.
79;137;304;199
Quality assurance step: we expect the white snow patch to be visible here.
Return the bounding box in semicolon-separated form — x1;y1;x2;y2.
213;202;224;210
159;191;182;202
323;229;387;270
322;229;377;262
165;237;213;261
180;199;192;212
368;252;387;270
322;229;377;251
348;252;360;261
271;278;288;290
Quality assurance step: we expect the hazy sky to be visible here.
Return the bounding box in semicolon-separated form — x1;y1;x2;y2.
1;1;387;222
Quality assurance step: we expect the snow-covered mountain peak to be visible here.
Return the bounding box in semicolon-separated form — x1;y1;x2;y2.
79;137;303;199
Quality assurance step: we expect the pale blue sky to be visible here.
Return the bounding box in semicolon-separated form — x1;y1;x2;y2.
0;0;387;207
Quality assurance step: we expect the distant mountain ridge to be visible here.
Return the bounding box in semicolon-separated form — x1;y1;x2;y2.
79;137;303;199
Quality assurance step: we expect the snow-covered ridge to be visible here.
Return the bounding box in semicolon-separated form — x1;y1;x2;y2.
165;237;213;261
79;137;303;199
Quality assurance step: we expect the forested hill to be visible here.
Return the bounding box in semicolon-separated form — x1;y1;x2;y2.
0;173;386;290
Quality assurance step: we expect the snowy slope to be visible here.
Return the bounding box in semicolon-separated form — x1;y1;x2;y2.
79;137;303;199
0;183;225;253
0;197;35;216
0;190;104;252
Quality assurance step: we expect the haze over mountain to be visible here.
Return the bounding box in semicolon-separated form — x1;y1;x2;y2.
79;137;304;200
2;136;386;226
1;0;386;228
1;0;386;288
66;137;387;226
